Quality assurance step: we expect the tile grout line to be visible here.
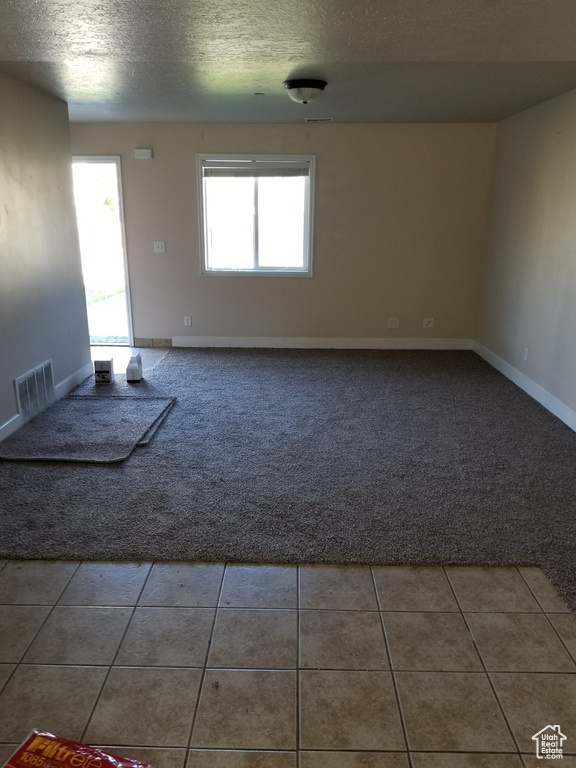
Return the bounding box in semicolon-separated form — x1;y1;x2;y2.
80;562;154;744
510;575;576;767
517;567;576;668
0;560;82;705
296;565;301;768
8;661;576;674
6;603;565;613
443;565;524;759
369;566;414;768
184;561;227;757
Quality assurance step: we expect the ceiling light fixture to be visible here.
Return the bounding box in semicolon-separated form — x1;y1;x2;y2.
283;79;327;104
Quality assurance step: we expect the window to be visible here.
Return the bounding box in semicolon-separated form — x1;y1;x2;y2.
198;154;315;276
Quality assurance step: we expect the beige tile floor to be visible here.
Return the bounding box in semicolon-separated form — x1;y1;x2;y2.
0;561;576;768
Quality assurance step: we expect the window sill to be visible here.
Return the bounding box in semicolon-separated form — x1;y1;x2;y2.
201;269;313;278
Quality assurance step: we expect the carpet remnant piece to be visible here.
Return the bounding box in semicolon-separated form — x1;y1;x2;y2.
0;396;176;463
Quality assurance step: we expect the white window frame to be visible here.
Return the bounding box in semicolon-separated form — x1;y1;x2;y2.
197;153;315;277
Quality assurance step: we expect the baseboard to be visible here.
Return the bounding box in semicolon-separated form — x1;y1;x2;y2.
0;412;24;442
0;361;94;444
172;336;474;350
54;361;94;400
474;342;576;432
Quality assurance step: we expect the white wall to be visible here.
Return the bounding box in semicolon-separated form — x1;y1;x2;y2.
478;89;576;417
70;122;496;346
0;73;91;433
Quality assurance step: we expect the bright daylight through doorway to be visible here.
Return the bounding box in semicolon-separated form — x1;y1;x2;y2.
72;158;131;346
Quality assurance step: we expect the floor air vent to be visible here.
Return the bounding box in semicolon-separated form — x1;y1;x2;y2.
14;360;56;423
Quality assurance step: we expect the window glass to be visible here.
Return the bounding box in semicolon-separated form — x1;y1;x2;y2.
198;155;314;276
204;177;254;270
258;176;306;268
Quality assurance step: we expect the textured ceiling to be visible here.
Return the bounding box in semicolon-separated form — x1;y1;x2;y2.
2;0;576;122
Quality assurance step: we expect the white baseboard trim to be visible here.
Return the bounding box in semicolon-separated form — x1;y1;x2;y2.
173;336;474;350
474;342;576;432
0;412;24;442
54;361;94;400
0;361;93;444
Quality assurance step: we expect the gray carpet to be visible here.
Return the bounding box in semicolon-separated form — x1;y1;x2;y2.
1;349;575;609
0;396;175;463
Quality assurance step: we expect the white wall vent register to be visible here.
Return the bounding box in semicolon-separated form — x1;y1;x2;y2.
14;360;56;423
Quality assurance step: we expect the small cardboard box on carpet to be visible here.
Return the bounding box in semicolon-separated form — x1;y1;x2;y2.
3;731;151;768
94;359;114;383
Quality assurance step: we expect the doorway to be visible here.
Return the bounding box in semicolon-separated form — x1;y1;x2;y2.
72;157;133;346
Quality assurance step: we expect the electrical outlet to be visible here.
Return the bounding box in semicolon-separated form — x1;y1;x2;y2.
184;316;191;327
388;317;399;329
154;241;166;253
423;317;434;329
523;347;529;362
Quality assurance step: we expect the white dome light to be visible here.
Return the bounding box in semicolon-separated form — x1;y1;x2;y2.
283;79;327;104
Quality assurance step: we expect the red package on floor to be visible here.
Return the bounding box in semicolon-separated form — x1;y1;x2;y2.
3;731;152;768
